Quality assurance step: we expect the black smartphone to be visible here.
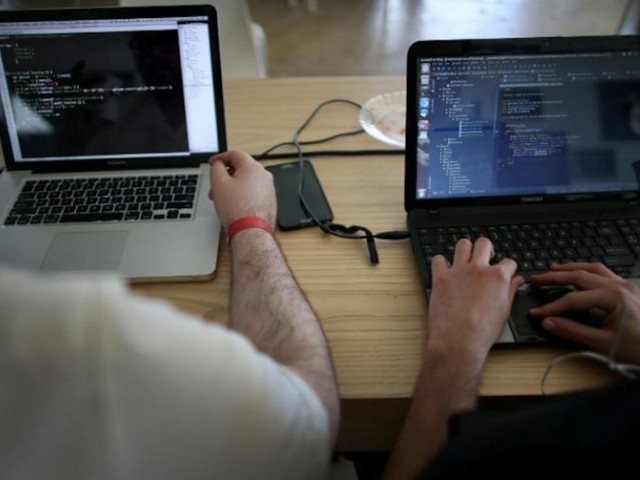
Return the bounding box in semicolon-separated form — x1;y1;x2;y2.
266;160;333;230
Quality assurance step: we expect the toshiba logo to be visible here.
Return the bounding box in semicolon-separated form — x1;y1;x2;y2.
520;196;543;203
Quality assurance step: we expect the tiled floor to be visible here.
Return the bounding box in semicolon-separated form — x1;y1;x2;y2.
248;0;631;76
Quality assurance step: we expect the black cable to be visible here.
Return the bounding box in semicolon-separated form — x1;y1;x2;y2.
255;147;403;160
255;98;404;160
294;98;365;140
258;99;367;158
275;98;409;265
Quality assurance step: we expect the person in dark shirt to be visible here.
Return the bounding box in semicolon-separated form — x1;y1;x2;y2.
383;238;640;479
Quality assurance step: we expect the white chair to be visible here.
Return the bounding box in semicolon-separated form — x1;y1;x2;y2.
119;0;268;78
619;0;640;34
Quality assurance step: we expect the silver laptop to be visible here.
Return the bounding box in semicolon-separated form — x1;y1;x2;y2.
405;36;640;344
0;5;226;282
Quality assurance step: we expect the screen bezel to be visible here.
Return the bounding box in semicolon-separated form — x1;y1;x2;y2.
0;5;227;173
404;35;640;212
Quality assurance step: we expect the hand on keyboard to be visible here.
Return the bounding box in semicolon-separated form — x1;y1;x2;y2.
427;238;525;362
419;219;640;283
529;262;640;364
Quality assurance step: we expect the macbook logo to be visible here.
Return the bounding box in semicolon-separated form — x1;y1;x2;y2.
520;196;543;203
107;160;127;166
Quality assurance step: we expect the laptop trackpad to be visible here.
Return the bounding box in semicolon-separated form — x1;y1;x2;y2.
41;231;127;272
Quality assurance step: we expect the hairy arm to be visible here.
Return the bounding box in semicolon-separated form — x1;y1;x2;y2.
229;228;339;441
383;238;523;480
383;349;483;480
209;151;339;444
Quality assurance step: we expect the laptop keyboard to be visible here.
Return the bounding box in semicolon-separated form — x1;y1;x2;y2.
3;174;199;226
419;219;640;281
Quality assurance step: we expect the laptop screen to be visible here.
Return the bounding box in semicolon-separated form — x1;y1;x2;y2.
410;44;640;203
0;8;224;168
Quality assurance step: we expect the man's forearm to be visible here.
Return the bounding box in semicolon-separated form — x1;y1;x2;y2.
228;228;339;441
383;348;484;480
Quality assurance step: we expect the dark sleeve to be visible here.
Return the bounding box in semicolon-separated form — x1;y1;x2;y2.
420;379;640;479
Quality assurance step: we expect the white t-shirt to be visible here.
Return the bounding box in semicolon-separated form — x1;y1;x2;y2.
0;269;329;480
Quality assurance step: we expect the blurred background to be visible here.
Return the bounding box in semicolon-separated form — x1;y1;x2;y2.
0;0;638;77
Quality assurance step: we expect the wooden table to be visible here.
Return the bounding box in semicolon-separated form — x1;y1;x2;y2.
132;76;615;451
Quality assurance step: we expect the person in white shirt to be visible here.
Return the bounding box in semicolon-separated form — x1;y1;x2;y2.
0;150;339;480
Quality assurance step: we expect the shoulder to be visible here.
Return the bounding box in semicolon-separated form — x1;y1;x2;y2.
0;268;128;360
0;268;330;479
421;379;640;479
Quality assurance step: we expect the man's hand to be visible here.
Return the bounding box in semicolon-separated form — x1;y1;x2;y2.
383;238;523;480
530;263;640;364
209;150;340;446
427;238;525;363
208;151;276;228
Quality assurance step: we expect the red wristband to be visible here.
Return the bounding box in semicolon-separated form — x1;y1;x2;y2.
226;216;273;243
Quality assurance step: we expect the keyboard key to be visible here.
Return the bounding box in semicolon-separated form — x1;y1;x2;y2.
605;245;631;255
603;255;636;267
13;199;36;208
533;259;548;270
10;207;38;216
613;266;633;278
423;244;445;255
166;201;193;210
520;260;533;271
597;226;616;236
59;213;123;223
609;236;626;246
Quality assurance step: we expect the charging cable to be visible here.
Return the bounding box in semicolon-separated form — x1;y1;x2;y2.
541;301;640;394
258;99;409;265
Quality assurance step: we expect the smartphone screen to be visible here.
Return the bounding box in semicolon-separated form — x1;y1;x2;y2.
266;160;333;230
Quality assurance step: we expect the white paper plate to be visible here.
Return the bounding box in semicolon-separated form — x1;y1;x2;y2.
359;91;406;147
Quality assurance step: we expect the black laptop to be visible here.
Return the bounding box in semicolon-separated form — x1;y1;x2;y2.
405;36;640;344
